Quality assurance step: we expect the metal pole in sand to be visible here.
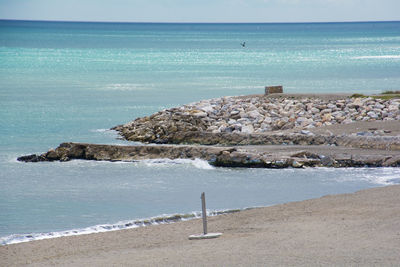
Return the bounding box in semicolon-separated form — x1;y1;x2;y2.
201;192;208;235
189;192;222;240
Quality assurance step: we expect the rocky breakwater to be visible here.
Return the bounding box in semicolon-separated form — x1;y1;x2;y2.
18;143;400;168
17;94;400;168
17;142;233;163
112;95;400;149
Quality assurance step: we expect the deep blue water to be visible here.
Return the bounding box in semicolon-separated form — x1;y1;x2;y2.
1;20;400;244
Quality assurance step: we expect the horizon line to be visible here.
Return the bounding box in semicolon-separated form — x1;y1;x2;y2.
1;18;399;24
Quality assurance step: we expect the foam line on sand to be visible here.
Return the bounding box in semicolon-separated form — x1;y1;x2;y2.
1;185;400;266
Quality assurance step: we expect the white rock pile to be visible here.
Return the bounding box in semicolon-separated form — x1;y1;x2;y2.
180;96;400;134
114;95;400;143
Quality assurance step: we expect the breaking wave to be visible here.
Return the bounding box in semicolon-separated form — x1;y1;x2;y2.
141;158;215;170
0;209;243;246
314;167;400;185
352;55;400;59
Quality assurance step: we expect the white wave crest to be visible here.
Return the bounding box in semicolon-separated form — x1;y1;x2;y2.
329;167;400;185
361;168;400;185
141;158;214;170
101;83;152;91
191;158;215;170
352;55;400;59
90;128;111;133
0;209;242;246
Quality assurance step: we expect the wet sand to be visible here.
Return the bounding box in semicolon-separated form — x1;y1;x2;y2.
2;185;400;266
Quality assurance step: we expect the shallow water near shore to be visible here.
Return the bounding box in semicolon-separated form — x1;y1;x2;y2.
1;157;400;245
1;20;400;245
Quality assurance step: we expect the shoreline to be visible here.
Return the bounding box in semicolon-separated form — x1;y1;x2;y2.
0;208;245;246
2;185;399;266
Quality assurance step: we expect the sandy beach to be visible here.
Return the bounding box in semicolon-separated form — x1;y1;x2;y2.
2;185;400;266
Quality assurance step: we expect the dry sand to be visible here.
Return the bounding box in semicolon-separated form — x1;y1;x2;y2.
2;185;400;266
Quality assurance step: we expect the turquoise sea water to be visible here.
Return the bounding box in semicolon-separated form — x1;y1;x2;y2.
1;20;400;244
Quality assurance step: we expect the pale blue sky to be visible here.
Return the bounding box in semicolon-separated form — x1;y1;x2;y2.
0;0;399;23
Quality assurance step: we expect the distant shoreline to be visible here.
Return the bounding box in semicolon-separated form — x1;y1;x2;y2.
1;19;399;24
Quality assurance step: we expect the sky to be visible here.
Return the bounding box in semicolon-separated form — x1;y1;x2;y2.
0;0;399;23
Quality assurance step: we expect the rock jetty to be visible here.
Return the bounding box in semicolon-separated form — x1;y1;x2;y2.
18;94;400;169
113;95;400;146
17;142;400;168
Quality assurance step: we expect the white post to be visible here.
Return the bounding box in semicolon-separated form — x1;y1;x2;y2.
201;192;207;235
188;192;222;240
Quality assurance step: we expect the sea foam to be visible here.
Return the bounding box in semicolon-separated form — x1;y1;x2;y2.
103;83;151;91
0;209;241;246
141;158;214;170
352;55;400;59
325;167;400;185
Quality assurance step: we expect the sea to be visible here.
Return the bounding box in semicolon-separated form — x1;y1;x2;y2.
1;20;400;245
